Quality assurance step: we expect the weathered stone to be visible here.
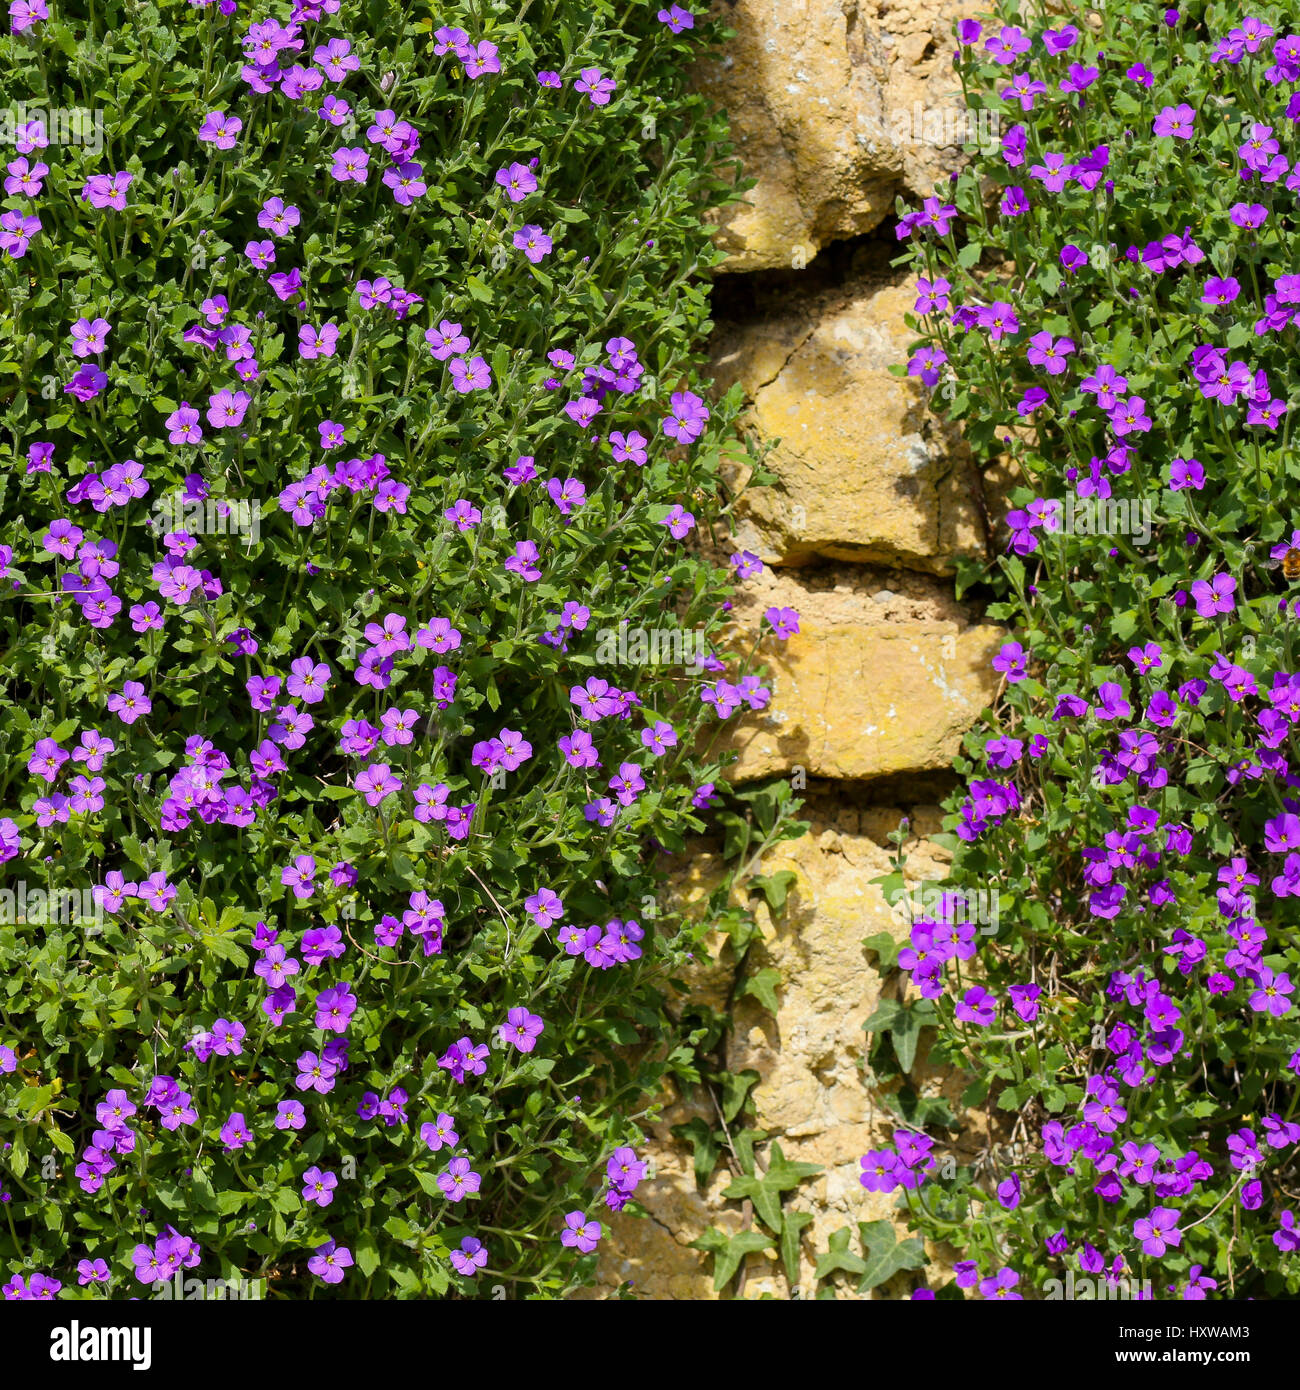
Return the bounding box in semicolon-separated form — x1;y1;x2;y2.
590;806;970;1297
711;266;988;573
696;0;985;272
717;563;1002;783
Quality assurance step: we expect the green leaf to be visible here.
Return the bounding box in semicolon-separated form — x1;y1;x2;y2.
355;1230;381;1279
719;1068;760;1124
721;1143;822;1232
739;966;781;1015
780;1209;814;1286
889;1006;925;1073
856;1220;927;1293
671;1117;722;1185
750;869;797;915
863;998;902;1033
814;1226;868;1281
862;931;900;972
689;1226;774;1292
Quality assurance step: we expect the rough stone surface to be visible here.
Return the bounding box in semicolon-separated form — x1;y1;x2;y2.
696;0;985;272
589;806;978;1298
718;562;1002;783
710;246;990;573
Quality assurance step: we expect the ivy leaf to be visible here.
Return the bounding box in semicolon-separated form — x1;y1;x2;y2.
780;1209;814;1286
671;1117;721;1185
739;966;782;1015
856;1220;927;1293
862;931;900;972
863;998;902;1033
689;1226;774;1292
719;1068;760;1123
814;1225;868;1281
749;869;797;915
890;999;938;1074
722;1143;822;1232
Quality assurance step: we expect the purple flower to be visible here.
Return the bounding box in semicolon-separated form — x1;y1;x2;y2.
955;985;997;1026
1248;966;1294;1017
574;67;616;105
302;1166;339;1207
513;224;553;262
495;161;538;201
499;1007;545;1052
979;1268;1022;1300
307;1240;354;1284
561;1210;602;1252
1133;1207;1182;1257
449;355;492;392
420;1113;459;1151
198;110;242;149
107;681;152;725
450;1237;489;1275
81;171;132;211
438;1156;482;1202
662;390;709;443
463;41;500;79
1190;573;1237;617
1154;104;1195;139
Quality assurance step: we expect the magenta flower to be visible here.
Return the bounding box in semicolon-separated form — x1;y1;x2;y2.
207;388;250;428
287;656;331;703
81;171;132;210
356;761;402;807
495;161;538;201
1134;1207;1182;1257
420;1112;459;1151
307;1240;353;1284
574;67;616;105
463;40;500;79
1248;966;1294;1017
299;322;339;358
425;319;470;360
1274;1211;1300;1252
330;146;369;183
383;161;427;205
1154;103;1195;138
64;366;108;401
438;1156;482;1202
764;606;800;640
513;224;553;262
660;504;695;539
505;540;542;581
449;355;492;392
979;1268;1022;1300
302;1166;339;1207
280;854;318;900
450;1237;489;1276
107;681;152;725
70;317;111;357
198;111;242;149
657;4;694;31
499;1007;545;1052
1189;573;1236;617
662;390;709;443
955;986;997;1026
1026;331;1075;375
258;197;301;237
9;0;48;30
561;1211;602;1251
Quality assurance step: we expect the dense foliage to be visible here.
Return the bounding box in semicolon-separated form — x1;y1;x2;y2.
0;0;789;1299
877;0;1300;1301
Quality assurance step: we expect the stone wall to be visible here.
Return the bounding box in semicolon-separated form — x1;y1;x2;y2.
590;0;996;1298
